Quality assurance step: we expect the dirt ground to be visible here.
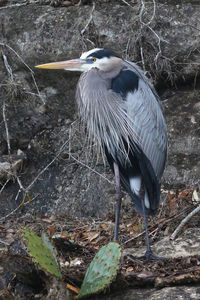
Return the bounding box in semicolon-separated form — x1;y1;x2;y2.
0;187;199;298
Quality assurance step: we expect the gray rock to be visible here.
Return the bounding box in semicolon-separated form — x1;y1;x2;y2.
92;286;200;300
124;228;200;258
0;152;25;181
0;1;199;219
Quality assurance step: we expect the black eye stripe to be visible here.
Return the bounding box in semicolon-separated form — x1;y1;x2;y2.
86;49;119;59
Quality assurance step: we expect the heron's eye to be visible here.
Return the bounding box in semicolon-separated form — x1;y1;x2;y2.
91;57;96;62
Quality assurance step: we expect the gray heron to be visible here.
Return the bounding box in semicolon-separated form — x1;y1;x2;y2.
36;48;167;261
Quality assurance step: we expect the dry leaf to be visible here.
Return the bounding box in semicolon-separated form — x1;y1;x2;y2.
132;225;138;232
181;189;189;198
66;283;80;294
61;232;71;239
126;266;134;272
169;197;177;211
83;231;100;242
49;225;55;236
100;223;108;230
167;190;171;200
82;232;88;239
87;232;100;242
93;246;100;250
42;217;52;224
71;234;75;240
49;215;56;221
168;190;175;201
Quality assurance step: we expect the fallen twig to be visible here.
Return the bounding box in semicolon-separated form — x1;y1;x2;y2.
155;266;200;288
123;207;191;245
170;206;200;240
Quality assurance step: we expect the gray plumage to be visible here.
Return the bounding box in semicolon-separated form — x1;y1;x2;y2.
76;57;167;215
36;48;168;258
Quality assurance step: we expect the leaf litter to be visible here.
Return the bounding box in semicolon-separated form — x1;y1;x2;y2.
0;187;199;297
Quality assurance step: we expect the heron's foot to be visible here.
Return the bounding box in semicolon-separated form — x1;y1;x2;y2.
123;254;144;266
140;249;166;263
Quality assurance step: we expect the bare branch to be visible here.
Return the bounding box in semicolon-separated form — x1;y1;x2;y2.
120;0;134;9
0;179;10;194
138;0;169;66
0;239;10;246
26;136;71;191
0;194;39;223
125;38;131;60
139;0;156;26
2;102;11;156
140;46;146;72
70;154;113;185
2;54;14;81
16;177;25;191
14;188;22;202
123;207;191;245
0;1;27;10
81;2;95;35
0;42;44;104
170;206;200;240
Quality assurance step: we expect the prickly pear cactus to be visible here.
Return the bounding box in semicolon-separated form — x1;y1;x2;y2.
22;228;62;279
78;242;121;299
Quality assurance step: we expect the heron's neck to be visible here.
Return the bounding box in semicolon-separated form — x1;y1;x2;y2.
98;65;121;80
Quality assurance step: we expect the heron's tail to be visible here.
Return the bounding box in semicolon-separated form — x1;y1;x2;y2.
129;192;158;216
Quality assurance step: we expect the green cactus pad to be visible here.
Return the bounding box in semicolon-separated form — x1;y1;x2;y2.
22;228;62;279
78;242;121;299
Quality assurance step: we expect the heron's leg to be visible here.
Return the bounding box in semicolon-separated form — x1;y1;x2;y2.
141;198;166;262
141;198;153;260
113;162;121;241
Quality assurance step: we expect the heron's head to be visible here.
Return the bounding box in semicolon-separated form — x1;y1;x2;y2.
35;48;122;72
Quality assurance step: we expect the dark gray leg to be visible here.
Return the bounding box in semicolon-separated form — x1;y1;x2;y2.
141;198;165;262
141;198;153;260
113;162;121;241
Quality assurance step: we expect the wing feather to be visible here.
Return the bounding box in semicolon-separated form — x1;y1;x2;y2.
122;61;167;180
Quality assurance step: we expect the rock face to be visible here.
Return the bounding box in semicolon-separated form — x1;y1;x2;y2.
94;286;200;300
125;228;200;258
0;1;199;219
164;89;200;189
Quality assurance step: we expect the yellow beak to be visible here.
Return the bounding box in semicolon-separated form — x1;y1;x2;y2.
35;59;85;71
